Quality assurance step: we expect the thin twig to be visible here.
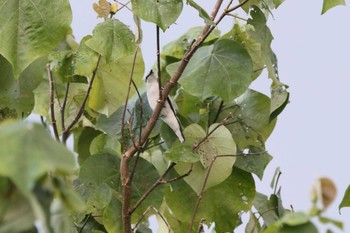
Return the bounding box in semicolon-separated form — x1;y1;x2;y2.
78;213;92;233
130;163;193;213
114;0;132;12
188;151;265;232
226;0;250;12
132;206;170;233
129;151;141;185
273;170;282;194
62;54;102;144
212;100;224;124
60;82;70;131
47;64;60;141
129;162;176;214
121;48;141;152
158;164;193;184
193;113;233;151
156;25;162;99
130;78;143;146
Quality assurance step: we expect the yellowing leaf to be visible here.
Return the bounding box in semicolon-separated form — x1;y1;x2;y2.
93;0;111;19
311;177;337;210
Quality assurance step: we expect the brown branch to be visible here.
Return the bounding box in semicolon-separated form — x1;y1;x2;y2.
62;54;102;144
121;48;140;152
130;78;143;146
129;162;175;213
193;113;233;151
188;150;264;232
130;163;193;214
132;206;170;233
121;1;252;232
47;64;60;141
60;82;70;131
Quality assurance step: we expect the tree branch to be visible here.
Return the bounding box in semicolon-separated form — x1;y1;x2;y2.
121;47;141;152
47;64;60;141
62;54;102;144
60;82;70;132
133;206;170;233
156;25;162;99
188;150;265;232
130;163;193;214
120;1;252;232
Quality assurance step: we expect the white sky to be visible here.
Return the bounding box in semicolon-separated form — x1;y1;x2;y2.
69;0;350;232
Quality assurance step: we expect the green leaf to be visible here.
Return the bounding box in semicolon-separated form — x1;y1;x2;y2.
179;39;253;102
339;185;350;213
240;0;284;14
76;182;112;211
0;55;46;119
174;123;236;194
131;0;183;31
103;196;123;233
278;221;318;233
270;85;289;121
186;0;214;25
245;212;261;233
162;27;220;60
75;127;103;165
234;148;272;179
79;153;120;191
253;192;279;226
321;0;346;14
319;216;343;230
165;168;255;231
0;178;36;233
87;49;144;116
219;89;276;149
247;7;281;85
273;0;286;8
90;134;121;156
129;157;164;221
0;0;72;78
222;23;264;80
0;121;75;195
164;124;202;163
280;212;309;226
48;36;99;83
74;36;100;78
86;19;136;63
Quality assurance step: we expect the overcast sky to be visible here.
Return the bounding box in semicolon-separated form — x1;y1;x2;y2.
69;0;350;232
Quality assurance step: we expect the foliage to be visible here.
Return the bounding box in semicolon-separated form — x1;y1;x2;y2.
0;0;348;232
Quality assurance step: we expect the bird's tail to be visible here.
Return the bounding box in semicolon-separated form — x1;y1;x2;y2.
161;115;185;143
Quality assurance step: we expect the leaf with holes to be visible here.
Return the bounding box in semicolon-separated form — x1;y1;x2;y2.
174;123;236;194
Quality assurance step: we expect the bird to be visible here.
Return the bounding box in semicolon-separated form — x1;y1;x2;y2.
145;70;185;143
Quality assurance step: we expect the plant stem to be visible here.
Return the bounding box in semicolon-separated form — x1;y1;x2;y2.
47;64;60;141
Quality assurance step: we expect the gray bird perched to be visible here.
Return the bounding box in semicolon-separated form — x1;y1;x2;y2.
145;70;185;143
